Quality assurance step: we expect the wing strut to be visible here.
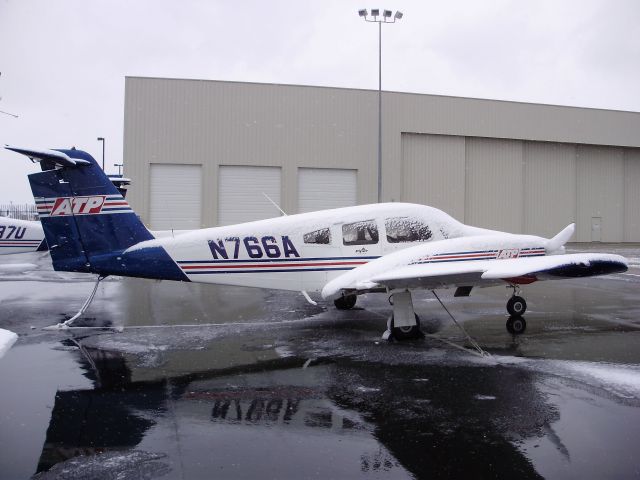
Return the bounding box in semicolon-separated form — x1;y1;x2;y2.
431;290;489;357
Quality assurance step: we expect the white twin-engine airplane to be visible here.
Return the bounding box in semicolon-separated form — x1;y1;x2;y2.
6;146;628;339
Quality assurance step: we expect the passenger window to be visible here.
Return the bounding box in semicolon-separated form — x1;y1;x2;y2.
304;228;331;245
342;220;379;246
385;217;432;243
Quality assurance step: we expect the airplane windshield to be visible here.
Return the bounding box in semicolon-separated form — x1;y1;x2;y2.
342;220;379;246
385;217;432;243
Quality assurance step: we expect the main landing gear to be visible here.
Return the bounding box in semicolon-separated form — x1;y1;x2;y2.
333;290;423;341
505;285;527;334
383;290;424;341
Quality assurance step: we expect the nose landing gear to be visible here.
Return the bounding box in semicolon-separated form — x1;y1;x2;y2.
505;285;527;334
507;295;527;316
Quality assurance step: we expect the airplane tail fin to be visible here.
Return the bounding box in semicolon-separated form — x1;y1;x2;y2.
6;146;186;280
546;223;575;253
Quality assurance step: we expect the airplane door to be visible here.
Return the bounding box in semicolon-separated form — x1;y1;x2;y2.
300;227;342;292
591;217;602;242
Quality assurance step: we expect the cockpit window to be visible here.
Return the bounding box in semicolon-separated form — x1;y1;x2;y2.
304;228;331;245
342;220;379;246
385;217;432;243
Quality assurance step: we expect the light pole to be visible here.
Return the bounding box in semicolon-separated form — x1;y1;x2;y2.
358;8;402;203
97;137;105;170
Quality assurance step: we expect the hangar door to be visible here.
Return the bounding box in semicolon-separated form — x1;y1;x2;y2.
218;165;282;226
401;133;465;221
298;168;357;213
149;164;202;230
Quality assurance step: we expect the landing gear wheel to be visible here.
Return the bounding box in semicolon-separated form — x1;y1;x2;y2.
389;314;424;340
334;295;357;310
506;316;527;335
507;296;527;316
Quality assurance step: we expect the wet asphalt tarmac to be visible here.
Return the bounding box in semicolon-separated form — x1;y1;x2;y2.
1;245;640;479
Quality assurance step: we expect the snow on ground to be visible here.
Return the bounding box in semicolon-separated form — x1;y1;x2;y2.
0;263;37;273
0;328;18;359
557;361;640;399
493;355;640;400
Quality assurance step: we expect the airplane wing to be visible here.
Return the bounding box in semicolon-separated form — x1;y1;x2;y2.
363;253;627;291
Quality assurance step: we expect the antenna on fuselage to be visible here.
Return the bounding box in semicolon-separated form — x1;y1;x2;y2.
263;192;288;216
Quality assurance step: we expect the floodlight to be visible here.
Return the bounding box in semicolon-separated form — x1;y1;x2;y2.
394;10;403;19
358;9;368;17
383;10;392;18
371;8;379;16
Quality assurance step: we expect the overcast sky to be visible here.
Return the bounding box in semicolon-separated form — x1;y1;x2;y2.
0;0;639;203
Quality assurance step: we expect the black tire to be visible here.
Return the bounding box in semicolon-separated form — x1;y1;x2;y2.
390;314;424;340
506;316;527;335
334;295;357;310
507;296;527;316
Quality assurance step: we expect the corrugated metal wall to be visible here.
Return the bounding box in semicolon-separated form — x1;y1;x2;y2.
576;146;625;242
624;149;640;241
124;77;640;241
465;138;524;233
523;142;576;238
400;134;638;241
401;134;465;221
124;78;377;226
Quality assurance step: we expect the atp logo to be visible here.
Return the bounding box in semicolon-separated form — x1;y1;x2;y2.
50;196;106;216
497;248;520;259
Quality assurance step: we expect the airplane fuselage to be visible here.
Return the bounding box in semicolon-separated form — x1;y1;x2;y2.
125;203;552;295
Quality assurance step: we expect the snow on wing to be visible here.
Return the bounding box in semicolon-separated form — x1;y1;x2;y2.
370;253;628;290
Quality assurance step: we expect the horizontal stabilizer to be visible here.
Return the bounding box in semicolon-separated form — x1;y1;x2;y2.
5;146;90;168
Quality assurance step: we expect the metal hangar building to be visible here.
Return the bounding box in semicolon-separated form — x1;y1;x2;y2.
123;77;640;242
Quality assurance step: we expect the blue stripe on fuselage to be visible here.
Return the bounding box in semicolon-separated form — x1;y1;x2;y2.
177;256;380;264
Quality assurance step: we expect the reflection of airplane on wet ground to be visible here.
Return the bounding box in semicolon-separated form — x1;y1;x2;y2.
7;146;628;338
34;340;552;479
